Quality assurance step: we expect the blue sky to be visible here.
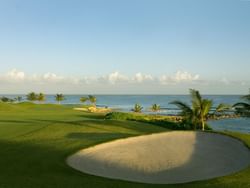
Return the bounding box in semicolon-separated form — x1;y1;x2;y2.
0;0;249;94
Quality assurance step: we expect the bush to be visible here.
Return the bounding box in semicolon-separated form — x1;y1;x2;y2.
0;97;15;103
105;112;142;120
105;112;191;130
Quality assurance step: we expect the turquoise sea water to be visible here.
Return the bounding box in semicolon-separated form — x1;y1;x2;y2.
2;94;239;108
1;94;249;133
209;118;250;134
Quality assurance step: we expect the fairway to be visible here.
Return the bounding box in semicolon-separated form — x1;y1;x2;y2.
0;103;249;188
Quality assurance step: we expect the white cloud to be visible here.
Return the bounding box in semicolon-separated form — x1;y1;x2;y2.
160;71;200;85
221;77;230;85
43;72;64;82
0;69;69;85
100;71;128;84
0;69;200;86
133;72;154;83
174;71;199;82
6;69;25;81
100;72;154;84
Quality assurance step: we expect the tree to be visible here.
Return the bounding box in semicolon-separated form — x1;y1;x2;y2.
80;96;89;104
27;92;37;102
55;94;65;104
233;91;250;117
37;93;46;103
88;95;97;107
132;104;143;113
15;96;22;102
151;104;160;112
170;89;216;131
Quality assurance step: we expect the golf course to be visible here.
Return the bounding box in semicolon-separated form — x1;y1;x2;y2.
0;102;249;188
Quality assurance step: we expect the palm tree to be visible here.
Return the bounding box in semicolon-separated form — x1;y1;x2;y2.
14;96;22;103
151;104;160;112
132;104;143;113
170;89;213;131
55;94;65;104
88;95;97;107
233;92;250;117
80;96;89;104
27;92;37;102
37;93;46;103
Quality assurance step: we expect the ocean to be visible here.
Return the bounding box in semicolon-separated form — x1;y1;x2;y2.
1;94;249;133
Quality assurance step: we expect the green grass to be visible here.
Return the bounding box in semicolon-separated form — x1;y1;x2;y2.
0;102;249;188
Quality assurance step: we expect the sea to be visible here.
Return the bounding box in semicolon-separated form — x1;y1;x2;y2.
1;94;249;134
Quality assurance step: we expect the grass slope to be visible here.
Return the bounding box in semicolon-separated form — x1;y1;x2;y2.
0;103;249;188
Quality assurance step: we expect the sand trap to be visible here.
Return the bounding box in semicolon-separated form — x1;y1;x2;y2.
67;131;250;184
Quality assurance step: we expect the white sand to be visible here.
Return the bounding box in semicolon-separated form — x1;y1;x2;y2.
74;107;111;113
67;131;250;184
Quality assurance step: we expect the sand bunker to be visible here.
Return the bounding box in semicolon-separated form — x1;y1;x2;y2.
67;131;250;184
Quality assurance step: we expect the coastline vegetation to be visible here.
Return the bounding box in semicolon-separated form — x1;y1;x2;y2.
150;104;161;112
80;96;89;104
79;95;97;107
170;89;231;131
0;96;15;103
26;92;38;101
26;92;46;103
55;93;65;104
234;91;250;117
105;111;184;130
88;95;97;107
132;103;143;113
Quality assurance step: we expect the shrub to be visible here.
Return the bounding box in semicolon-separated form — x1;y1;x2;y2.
105;112;191;130
0;97;15;103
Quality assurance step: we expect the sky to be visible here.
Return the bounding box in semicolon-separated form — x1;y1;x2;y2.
0;0;249;94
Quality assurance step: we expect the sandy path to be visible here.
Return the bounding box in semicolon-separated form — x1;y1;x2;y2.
67;131;250;184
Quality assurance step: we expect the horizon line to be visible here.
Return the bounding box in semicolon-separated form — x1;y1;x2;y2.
0;93;245;96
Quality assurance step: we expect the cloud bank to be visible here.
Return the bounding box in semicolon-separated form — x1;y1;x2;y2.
0;69;248;94
0;69;200;85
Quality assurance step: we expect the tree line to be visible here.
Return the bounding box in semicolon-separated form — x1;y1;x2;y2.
131;89;250;131
0;92;97;105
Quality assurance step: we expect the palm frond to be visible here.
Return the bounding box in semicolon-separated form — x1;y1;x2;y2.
151;104;160;112
201;99;213;117
190;89;202;109
170;100;192;116
241;94;250;102
80;97;89;103
233;102;250;109
88;95;97;103
215;103;232;113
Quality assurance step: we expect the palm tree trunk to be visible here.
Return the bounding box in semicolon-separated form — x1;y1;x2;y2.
201;118;205;131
